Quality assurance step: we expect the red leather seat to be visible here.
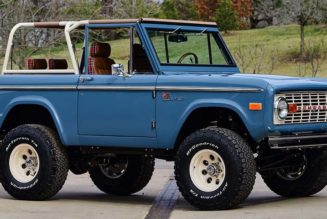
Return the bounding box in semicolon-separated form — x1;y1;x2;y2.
88;42;115;75
27;59;47;69
48;59;68;69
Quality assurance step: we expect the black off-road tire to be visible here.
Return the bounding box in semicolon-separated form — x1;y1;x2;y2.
0;124;69;200
261;149;327;197
175;127;256;210
89;155;154;195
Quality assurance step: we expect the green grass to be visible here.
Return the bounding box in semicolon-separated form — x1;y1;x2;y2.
1;24;326;77
223;24;327;77
149;33;227;65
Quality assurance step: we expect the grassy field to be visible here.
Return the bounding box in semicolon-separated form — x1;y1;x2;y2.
1;24;326;77
223;24;327;77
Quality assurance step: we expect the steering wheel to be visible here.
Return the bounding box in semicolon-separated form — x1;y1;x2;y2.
177;52;199;64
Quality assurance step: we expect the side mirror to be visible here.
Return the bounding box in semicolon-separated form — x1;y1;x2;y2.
112;64;131;78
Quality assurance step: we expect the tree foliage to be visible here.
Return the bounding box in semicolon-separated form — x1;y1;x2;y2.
194;0;219;21
251;0;284;27
216;0;238;32
112;0;160;18
285;0;326;56
193;0;254;28
160;0;198;20
0;0;70;67
232;0;253;28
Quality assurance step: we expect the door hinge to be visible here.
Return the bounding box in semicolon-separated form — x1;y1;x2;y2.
151;120;156;129
152;90;156;99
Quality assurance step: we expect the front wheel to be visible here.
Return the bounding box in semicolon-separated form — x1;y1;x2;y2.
261;149;327;197
89;155;154;195
0;124;69;200
175;127;256;210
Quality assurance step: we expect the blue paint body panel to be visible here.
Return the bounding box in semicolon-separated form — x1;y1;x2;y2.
1;21;327;150
0;75;79;145
77;75;157;138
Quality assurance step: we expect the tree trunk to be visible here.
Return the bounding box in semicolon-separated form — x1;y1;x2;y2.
101;0;114;18
300;24;305;58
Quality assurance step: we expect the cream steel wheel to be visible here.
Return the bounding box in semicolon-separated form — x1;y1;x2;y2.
189;149;226;192
9;143;40;183
0;124;68;200
175;127;256;210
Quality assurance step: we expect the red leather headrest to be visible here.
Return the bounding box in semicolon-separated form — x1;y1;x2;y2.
48;59;68;69
90;42;111;58
26;59;47;69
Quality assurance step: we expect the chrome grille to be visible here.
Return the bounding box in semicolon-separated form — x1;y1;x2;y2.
284;92;327;124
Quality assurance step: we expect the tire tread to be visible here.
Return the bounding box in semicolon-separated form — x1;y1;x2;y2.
0;124;68;200
175;127;256;210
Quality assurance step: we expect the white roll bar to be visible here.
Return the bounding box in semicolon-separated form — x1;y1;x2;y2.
2;23;34;74
64;21;89;74
1;21;89;75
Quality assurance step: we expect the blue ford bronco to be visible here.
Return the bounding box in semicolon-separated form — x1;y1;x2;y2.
0;18;326;210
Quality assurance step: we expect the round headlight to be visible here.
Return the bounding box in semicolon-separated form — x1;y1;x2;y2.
276;98;288;119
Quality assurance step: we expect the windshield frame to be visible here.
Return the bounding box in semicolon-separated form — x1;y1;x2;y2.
139;23;238;73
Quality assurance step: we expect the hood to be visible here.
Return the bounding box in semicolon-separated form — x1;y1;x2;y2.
160;72;327;92
230;74;327;91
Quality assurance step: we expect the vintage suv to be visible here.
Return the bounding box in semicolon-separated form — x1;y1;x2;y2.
0;18;326;210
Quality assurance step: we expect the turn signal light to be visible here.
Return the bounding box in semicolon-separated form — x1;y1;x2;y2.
288;103;298;113
249;103;262;111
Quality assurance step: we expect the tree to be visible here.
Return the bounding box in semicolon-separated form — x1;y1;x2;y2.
101;0;114;18
112;0;160;18
160;0;178;19
160;0;198;20
0;0;70;69
194;0;219;21
216;0;238;32
232;0;253;29
251;0;283;28
285;0;326;57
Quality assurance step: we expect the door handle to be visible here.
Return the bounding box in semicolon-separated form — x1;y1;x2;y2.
79;76;94;83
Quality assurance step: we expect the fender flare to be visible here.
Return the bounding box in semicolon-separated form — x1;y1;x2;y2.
1;95;67;144
171;98;264;147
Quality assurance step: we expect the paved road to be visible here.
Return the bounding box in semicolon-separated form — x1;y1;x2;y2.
0;160;326;219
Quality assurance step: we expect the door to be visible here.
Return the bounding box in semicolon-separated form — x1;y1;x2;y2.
77;25;157;139
78;75;156;137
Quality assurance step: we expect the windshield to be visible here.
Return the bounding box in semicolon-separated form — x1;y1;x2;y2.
147;28;234;66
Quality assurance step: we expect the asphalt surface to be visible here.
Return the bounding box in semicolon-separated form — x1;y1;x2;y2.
0;160;326;219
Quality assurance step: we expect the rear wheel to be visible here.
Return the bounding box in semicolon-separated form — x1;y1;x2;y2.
89;155;154;195
261;149;327;197
175;127;256;210
0;124;69;200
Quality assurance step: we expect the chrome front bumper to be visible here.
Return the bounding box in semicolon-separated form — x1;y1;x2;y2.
268;133;327;149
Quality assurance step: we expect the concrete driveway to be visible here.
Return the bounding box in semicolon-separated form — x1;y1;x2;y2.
0;160;326;219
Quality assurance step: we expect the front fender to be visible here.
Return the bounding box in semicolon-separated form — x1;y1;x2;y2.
178;99;265;140
156;97;266;149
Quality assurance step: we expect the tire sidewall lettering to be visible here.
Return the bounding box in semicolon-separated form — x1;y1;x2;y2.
186;142;219;157
5;137;40;190
184;142;230;200
10;179;39;190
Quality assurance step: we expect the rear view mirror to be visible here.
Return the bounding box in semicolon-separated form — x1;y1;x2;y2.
168;34;188;43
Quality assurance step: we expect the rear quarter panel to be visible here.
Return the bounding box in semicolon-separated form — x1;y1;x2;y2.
0;75;79;145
